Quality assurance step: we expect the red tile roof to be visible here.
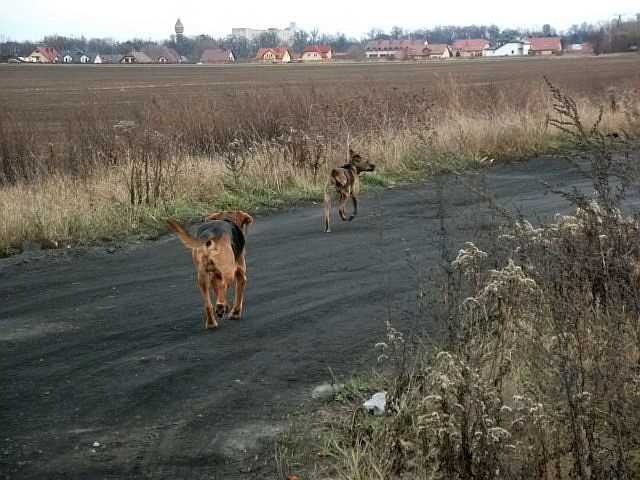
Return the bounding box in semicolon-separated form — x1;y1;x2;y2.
303;45;332;54
200;48;234;63
255;47;291;60
302;45;332;58
452;39;490;52
528;37;562;52
33;47;59;62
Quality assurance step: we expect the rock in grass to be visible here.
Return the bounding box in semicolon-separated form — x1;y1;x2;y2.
363;391;388;415
311;382;343;400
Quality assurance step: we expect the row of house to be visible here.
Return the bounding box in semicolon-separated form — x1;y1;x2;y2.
252;45;333;63
21;37;590;66
23;45;190;64
364;40;452;59
21;44;332;65
364;37;591;59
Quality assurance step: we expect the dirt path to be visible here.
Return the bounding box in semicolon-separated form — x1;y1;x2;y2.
0;157;608;478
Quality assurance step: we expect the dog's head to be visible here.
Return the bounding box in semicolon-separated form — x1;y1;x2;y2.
348;149;375;173
205;210;253;233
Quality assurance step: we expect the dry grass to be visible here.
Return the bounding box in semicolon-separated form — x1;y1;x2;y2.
1;60;639;255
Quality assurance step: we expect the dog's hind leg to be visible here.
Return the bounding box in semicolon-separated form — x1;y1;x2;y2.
323;190;332;232
198;274;219;329
348;195;358;221
230;257;247;319
338;192;350;221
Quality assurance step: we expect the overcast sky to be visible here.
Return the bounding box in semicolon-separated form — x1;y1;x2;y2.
1;0;638;42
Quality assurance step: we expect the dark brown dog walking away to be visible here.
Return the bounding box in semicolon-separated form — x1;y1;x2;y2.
323;149;375;232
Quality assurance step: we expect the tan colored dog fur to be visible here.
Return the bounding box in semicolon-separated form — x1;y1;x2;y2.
168;210;253;329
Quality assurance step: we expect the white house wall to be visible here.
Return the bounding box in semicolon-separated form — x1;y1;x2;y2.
365;50;398;58
493;43;523;56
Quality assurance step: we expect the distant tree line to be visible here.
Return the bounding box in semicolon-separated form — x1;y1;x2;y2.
1;15;638;60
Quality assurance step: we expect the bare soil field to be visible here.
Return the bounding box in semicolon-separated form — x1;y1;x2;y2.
1;55;639;134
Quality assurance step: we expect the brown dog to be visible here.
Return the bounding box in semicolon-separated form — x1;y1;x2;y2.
323;149;375;233
167;210;253;329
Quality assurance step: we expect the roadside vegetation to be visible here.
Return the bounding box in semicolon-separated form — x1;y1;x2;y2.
276;81;640;479
1;65;639;256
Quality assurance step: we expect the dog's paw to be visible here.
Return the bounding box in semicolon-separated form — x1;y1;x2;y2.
215;304;229;318
229;309;242;319
205;318;219;329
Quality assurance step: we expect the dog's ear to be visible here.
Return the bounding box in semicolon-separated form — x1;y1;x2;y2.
240;212;253;233
232;211;253;233
205;211;225;222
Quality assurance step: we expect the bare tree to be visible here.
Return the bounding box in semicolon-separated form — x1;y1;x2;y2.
292;30;309;52
310;28;319;45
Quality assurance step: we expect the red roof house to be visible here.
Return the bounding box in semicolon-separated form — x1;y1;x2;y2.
528;37;563;55
452;39;490;57
419;43;452;58
255;47;292;63
301;45;333;61
26;47;59;63
200;48;235;63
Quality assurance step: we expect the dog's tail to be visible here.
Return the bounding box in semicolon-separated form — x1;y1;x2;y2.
167;219;202;249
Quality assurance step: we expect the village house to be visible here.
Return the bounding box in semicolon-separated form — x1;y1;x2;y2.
120;51;153;64
99;54;122;64
254;47;292;63
452;39;490;57
364;39;427;59
26;47;59;63
416;43;452;59
484;40;531;57
199;48;235;63
60;50;91;64
528;37;563;55
301;45;333;61
142;45;181;63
